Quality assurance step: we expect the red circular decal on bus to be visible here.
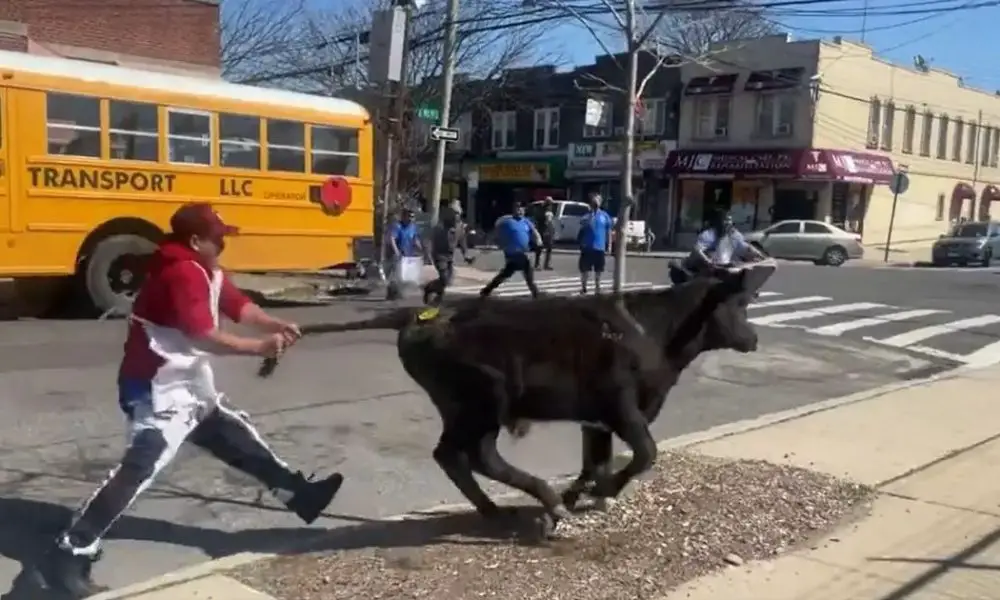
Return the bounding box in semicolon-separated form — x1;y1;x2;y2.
320;177;352;216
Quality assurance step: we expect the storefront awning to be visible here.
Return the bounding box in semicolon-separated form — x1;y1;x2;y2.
684;73;738;96
663;148;895;184
744;67;805;91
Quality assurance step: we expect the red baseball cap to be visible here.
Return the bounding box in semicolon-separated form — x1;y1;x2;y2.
170;203;239;240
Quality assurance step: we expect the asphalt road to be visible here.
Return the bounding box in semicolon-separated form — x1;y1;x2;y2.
0;275;957;595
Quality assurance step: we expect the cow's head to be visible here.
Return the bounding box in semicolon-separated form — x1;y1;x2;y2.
699;263;774;353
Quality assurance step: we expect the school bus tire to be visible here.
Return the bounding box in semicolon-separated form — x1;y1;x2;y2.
82;233;159;315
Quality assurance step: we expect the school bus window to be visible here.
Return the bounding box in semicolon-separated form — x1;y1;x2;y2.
219;113;261;170
46;92;101;158
167;108;212;166
109;100;159;162
311;125;359;177
266;119;305;173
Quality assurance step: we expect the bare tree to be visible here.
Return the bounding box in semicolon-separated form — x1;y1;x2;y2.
220;0;308;82
263;0;550;196
657;6;778;57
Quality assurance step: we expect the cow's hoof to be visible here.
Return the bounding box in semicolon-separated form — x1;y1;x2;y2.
534;513;558;540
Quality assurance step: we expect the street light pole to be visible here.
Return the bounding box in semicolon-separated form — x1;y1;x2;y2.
427;0;460;227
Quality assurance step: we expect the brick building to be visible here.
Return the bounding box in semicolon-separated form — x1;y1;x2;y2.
422;53;681;233
0;0;220;77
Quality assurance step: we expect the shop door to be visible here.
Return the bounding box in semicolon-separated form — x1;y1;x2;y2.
0;88;9;233
772;188;816;222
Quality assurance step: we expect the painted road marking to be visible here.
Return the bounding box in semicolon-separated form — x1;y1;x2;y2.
750;302;888;327
807;308;947;336
863;314;1000;348
749;295;831;309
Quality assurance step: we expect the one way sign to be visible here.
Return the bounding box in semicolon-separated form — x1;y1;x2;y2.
429;126;460;143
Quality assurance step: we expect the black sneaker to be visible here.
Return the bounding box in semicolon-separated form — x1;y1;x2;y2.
32;545;108;598
285;472;344;524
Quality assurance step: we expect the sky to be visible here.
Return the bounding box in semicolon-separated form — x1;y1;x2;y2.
542;0;1000;94
285;0;1000;95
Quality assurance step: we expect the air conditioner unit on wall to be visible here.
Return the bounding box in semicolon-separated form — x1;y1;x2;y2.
776;123;791;135
714;126;728;137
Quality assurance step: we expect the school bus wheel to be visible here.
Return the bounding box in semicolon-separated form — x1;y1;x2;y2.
81;234;158;315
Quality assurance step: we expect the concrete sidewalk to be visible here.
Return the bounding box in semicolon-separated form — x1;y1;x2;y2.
95;364;1000;599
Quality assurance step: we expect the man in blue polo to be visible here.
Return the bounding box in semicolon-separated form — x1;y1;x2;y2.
479;201;543;298
577;192;614;295
386;207;422;300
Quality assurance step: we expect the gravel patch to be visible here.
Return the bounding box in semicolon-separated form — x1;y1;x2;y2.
232;451;875;600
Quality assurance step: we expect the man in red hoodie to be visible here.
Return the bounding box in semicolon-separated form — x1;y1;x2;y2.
35;203;344;597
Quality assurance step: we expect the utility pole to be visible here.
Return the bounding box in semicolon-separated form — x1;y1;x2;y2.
613;0;639;294
427;0;460;227
972;109;984;219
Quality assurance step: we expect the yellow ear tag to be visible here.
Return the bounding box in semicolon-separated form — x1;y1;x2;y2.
417;307;440;321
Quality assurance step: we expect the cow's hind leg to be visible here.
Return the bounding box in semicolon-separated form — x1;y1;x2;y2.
466;423;570;538
561;426;613;511
591;401;656;500
432;424;501;517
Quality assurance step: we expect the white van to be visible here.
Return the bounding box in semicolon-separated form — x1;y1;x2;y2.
529;200;591;242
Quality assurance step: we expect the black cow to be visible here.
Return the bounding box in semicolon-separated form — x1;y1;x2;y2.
257;263;775;536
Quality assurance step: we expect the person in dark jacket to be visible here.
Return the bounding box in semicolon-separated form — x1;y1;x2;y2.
534;197;556;270
423;201;474;305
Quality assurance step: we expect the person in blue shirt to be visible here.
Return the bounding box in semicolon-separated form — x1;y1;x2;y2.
386;207;423;300
479;201;543;298
576;192;614;294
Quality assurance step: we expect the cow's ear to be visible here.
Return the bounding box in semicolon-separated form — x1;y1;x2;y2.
738;261;778;295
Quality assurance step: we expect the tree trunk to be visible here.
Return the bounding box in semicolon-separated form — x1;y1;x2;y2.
613;0;639;294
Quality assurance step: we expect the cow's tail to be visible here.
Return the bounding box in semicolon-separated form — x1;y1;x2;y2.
257;307;420;378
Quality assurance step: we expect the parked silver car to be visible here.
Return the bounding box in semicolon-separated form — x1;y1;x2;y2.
931;221;1000;267
742;220;864;266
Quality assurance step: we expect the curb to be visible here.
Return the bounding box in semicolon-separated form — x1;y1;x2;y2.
91;361;978;599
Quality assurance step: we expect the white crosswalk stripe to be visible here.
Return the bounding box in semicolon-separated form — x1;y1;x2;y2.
448;276;666;298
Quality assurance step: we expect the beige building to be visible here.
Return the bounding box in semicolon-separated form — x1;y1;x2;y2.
816;38;1000;251
666;34;998;254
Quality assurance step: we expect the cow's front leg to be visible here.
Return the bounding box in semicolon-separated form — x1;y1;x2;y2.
562;426;613;511
591;395;656;499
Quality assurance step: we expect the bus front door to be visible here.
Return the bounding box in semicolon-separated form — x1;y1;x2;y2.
0;88;8;234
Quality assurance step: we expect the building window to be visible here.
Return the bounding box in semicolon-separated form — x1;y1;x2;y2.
491;111;516;149
966;121;977;164
267;119;305;172
453;113;472;151
167;108;211;165
46;93;101;158
990;128;1000;167
937;115;949;159
533;107;560;149
901;106;916;154
981;125;992;167
753;94;795;138
311;125;359;177
952;117;964;162
919;110;933;157
583;105;610;138
109;100;158;162
694;96;730;139
218;114;260;170
637;98;665;136
880;101;894;151
866;97;880;149
936;193;945;221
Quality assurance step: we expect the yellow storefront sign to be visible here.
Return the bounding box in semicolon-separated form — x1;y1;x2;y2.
478;163;550;183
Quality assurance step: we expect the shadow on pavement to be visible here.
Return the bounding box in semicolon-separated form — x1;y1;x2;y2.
0;495;370;600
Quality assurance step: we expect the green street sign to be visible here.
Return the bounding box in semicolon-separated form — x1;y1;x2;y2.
416;106;440;121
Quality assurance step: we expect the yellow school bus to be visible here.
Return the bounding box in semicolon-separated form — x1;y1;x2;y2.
0;50;373;312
